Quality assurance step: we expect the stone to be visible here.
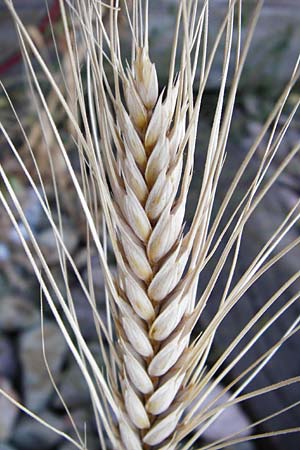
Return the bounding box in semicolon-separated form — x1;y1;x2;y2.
11;411;65;450
117;1;300;90
0;335;17;380
5;0;292;92
0;0;58;70
65;408;93;434
189;381;251;443
70;289;99;342
199;184;300;450
63;408;100;450
0;295;39;332
53;362;90;410
37;222;78;265
0;377;19;441
20;322;67;410
58;445;78;450
230;444;256;450
81;254;106;293
0;243;10;263
59;434;99;450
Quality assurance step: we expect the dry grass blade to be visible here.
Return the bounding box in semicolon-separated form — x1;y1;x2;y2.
0;0;300;449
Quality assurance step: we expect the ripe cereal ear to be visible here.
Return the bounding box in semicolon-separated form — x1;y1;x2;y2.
1;1;300;449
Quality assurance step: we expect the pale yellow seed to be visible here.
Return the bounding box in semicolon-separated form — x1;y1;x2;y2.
148;247;187;302
123;149;149;204
122;315;153;358
148;334;188;377
169;157;183;193
123;343;154;394
147;202;185;263
120;105;147;170
123;378;151;429
124;77;148;129
150;292;188;341
145;94;163;151
145;134;170;188
146;372;185;415
143;407;183;446
163;81;180;128
168;118;185;162
134;47;158;109
119;416;143;450
124;275;155;322
123;189;152;242
121;233;152;283
145;172;173;221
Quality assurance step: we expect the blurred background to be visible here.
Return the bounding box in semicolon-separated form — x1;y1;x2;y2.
0;1;300;450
